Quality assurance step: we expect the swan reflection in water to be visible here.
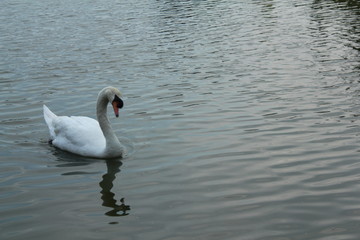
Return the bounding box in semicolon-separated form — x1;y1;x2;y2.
56;151;130;217
100;160;130;216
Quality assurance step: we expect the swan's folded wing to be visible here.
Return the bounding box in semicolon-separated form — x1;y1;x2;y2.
52;116;106;156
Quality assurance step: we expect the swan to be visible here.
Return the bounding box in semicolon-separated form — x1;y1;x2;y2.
43;86;125;158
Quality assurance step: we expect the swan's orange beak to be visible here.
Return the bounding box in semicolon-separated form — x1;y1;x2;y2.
112;95;124;118
112;101;120;117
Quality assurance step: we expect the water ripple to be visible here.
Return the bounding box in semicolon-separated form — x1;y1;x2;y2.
1;0;360;239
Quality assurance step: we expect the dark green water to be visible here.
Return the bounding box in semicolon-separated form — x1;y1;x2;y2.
1;0;360;239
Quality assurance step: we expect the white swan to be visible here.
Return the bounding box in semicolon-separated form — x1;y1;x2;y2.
43;86;125;158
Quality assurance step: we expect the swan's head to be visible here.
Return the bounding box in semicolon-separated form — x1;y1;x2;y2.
101;86;124;118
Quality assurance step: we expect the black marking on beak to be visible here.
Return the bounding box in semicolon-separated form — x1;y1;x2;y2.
113;95;124;109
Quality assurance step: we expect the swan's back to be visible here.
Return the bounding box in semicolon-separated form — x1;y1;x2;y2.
43;105;106;157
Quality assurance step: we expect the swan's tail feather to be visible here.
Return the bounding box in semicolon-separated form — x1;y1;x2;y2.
43;105;57;139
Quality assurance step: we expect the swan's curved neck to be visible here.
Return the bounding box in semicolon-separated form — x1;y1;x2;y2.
96;91;122;156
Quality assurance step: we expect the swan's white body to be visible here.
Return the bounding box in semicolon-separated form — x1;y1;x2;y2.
43;87;125;158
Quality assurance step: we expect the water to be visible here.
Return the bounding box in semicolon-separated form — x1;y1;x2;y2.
1;0;360;239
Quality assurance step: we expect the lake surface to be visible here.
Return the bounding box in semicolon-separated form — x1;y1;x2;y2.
1;0;360;239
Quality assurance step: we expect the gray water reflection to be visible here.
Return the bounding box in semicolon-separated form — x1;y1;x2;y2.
53;150;99;168
100;160;130;217
55;154;130;217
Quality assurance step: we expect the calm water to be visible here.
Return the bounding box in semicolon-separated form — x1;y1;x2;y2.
1;0;360;239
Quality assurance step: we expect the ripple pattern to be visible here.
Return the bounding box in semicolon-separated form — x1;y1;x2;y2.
1;0;360;239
